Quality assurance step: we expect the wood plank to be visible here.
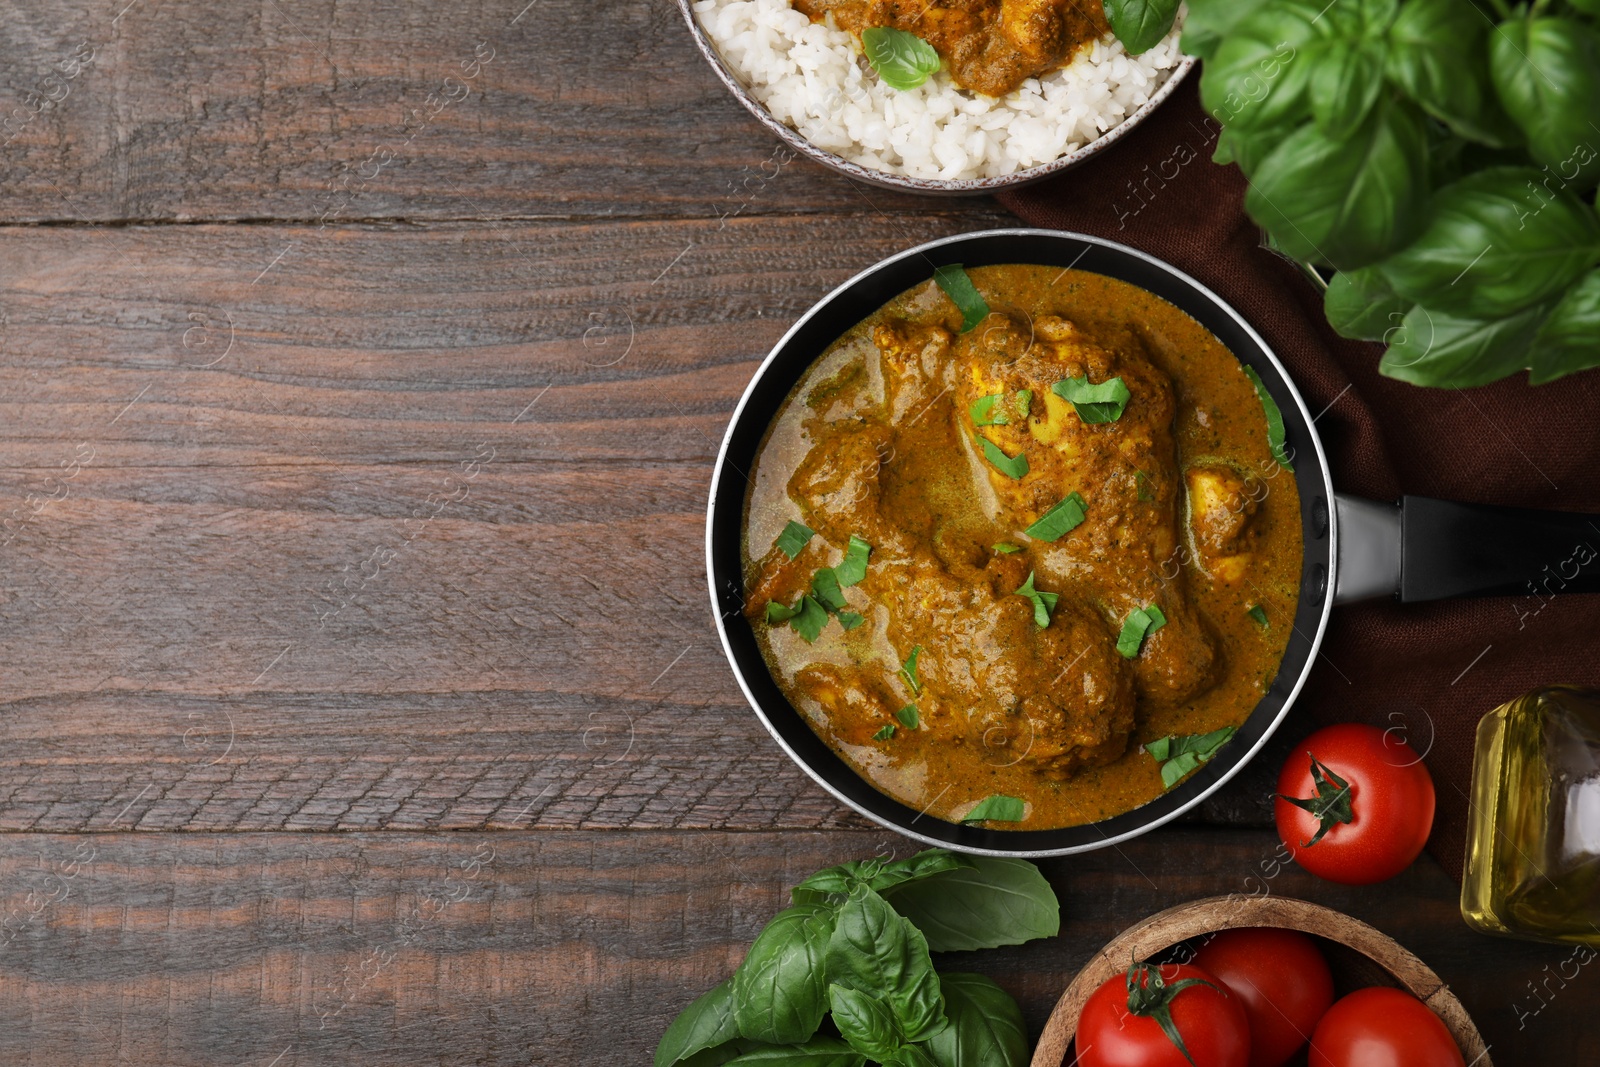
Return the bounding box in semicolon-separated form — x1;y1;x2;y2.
0;828;1579;1064
0;0;1004;223
0;213;1036;832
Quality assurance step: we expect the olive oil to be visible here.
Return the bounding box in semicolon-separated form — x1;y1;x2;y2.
1462;686;1600;944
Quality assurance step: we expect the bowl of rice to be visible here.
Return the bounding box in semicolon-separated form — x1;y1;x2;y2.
678;0;1192;193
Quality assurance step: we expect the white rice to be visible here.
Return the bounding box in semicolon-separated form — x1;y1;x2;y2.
693;0;1184;181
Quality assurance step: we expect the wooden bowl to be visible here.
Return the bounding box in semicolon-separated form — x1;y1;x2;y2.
1031;895;1491;1067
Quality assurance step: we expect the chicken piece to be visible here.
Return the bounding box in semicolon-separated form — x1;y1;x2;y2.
954;312;1220;708
1187;464;1263;583
750;409;1137;780
872;318;956;424
999;0;1069;66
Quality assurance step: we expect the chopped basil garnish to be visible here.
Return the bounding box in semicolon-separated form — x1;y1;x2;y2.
992;542;1023;555
899;645;923;695
834;534;872;587
810;568;848;613
1053;375;1131;424
1024;492;1087;542
1014;571;1059;629
775;519;815;560
1116;604;1168;658
765;600;802;624
1247;604;1269;628
897;704;920;729
790;596;830;643
861;26;941;92
969;389;1032;428
839;610;866;631
1243;366;1294;472
1136;469;1153;502
974;432;1029;479
933;264;989;333
1147;727;1237;789
872;722;896;741
962;795;1025;823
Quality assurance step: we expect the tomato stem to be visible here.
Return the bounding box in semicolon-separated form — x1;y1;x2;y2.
1124;960;1217;1067
1278;752;1354;848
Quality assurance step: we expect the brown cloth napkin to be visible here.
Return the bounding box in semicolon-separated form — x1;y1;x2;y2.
998;73;1600;881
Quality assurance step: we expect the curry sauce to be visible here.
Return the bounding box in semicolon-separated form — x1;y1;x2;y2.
743;266;1302;830
793;0;1109;97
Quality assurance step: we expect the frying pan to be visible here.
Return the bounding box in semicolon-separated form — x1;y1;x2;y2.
705;229;1600;856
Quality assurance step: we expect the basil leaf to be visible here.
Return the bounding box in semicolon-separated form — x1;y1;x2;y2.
1385;0;1517;147
922;973;1029;1067
891;1046;939;1067
790;596;830;644
1247;604;1269;628
897;704;920;729
1148;727;1238;789
1310;39;1384;141
1378;302;1550;388
969;391;1030;428
1135;470;1153;503
1200;0;1321;133
733;903;836;1044
1052;375;1131;423
1024;492;1087;542
835;535;872;587
992;543;1022;555
775;520;815;561
723;1037;866;1067
867;850;973;893
1378;168;1600;318
899;645;923;695
829;985;902;1062
1116;605;1165;658
811;569;848;613
1103;0;1181;54
1325;266;1412;342
838;611;866;631
1247;95;1430;269
1242;366;1294;471
961;795;1025;823
933;265;989;333
826;886;947;1044
658;979;740;1067
796;850;973;906
1529;269;1600;385
973;433;1029;480
862;26;941;92
766;600;802;624
1012;571;1058;629
1490;18;1600;188
882;856;1059;951
872;723;896;741
1180;0;1269;62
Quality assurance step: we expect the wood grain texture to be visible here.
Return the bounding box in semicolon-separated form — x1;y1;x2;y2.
0;0;986;223
0;214;1031;832
0;828;1580;1065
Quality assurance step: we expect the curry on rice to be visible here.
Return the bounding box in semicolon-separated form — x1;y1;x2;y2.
742;265;1303;829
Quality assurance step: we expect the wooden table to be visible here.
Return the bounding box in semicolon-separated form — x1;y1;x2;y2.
0;1;1588;1062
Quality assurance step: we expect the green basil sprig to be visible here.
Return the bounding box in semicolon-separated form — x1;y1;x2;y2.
1103;0;1183;54
1189;0;1600;388
862;27;941;92
658;849;1056;1067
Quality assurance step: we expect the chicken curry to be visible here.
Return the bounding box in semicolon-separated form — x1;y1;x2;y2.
743;265;1303;830
792;0;1110;96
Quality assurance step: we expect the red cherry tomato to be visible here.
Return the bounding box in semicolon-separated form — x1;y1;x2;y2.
1190;927;1334;1067
1077;961;1250;1067
1274;723;1435;885
1309;986;1465;1067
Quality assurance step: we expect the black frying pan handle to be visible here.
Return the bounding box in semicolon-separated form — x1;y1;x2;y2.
1334;493;1600;604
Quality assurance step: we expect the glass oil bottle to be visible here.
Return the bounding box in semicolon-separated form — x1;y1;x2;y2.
1462;686;1600;945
